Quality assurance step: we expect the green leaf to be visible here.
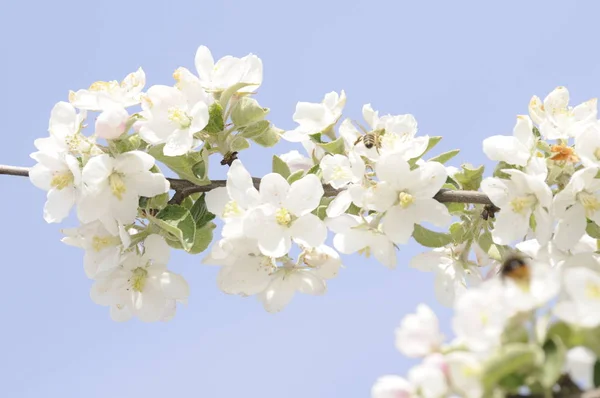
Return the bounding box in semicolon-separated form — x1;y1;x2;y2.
252;124;281;147
148;144;210;185
422;136;442;157
587;220;600;239
187;222;216;254
189;193;216;229
493;161;518;179
540;337;566;388
594;360;600;387
287;169;305;184
231;97;269;127
454;164;485;191
428;149;460;164
204;102;225;134
220;82;254;112
446;202;465;214
547;322;585;350
412;224;452;248
272;155;291;178
113;134;141;153
146;192;169;210
582;326;600;357
316;136;345;155
482;343;543;393
230;136;250;152
314;197;334;220
451;222;468;244
239;120;270;139
148;205;196;252
346;202;361;216
307;164;320;175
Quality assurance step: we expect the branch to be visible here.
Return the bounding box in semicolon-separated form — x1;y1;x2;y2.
0;164;494;206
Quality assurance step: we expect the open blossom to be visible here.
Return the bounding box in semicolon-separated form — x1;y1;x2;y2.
371;375;415;398
320;153;365;189
194;45;263;93
394;304;444;358
34;102;93;156
327;213;397;268
481;169;553;245
515;235;597;270
205;159;260;238
258;265;327;313
243;173;326;258
29;150;81;223
78;151;170;232
529;86;597;139
282;90;346;142
554;267;600;328
138;85;210;156
407;355;449;398
279;150;314;174
445;352;484;398
574;120;600;167
61;220;131;278
301;244;342;280
552;166;600;251
375;153;451;245
91;235;189;322
69;68;146;111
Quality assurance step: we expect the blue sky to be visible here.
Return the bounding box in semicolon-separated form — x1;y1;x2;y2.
2;1;600;397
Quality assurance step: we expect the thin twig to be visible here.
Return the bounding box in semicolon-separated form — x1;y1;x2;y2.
1;164;494;206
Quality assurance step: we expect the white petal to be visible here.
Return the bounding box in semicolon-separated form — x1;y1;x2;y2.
291;214;327;248
491;210;530;245
82;154;113;189
125;171;169;198
482;136;529;166
480;177;510;207
44;187;75;223
164;129;193;156
554;203;587;251
160;272;189;300
143;234;171;265
410;199;451;227
110;304;133;322
383;206;416;245
195;45;215;81
285;174;324;216
371;375;414;398
326;190;353;217
371;234;397;269
376;152;411;189
410;162;448;199
512;115;535;149
258;274;296;313
132;281;167;322
259;173;290;207
114;150;155;173
290;270;326;295
205;187;230;216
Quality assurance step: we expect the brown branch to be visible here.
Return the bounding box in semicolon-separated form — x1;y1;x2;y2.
1;164;494;206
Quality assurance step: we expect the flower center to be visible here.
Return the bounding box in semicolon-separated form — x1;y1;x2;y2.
550;144;578;162
509;195;537;214
303;249;329;267
50;172;74;190
585;282;600;299
88;80;119;93
578;192;600;217
275;208;292;226
357;246;371;258
109;172;127;200
331;165;350;181
130;267;148;292
168;107;192;129
91;235;120;252
398;192;415;208
222;200;243;218
594;148;600;161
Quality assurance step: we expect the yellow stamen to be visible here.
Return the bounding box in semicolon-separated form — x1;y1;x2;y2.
50;172;74;190
578;192;600;218
167;107;192;129
91;236;119;252
89;80;119;93
509;195;536;214
275;208;292;226
130;267;148;292
109;173;127;200
398;192;414;208
222;201;243;218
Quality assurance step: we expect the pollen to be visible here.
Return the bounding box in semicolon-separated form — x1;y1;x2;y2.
109;172;127;200
585;282;600;299
550;143;578;162
398;192;415;208
173;68;184;83
89;80;119;93
222;200;242;218
357;246;371;258
50;172;74;190
130;267;149;292
275;208;292;226
578;192;600;218
331;165;350;181
509;195;536;214
167;107;192;129
141;94;154;109
91;235;119;252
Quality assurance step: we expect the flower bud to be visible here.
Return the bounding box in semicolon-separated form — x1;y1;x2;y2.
96;107;129;140
231;97;269;127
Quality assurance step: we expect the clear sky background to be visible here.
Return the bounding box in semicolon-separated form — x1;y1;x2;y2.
1;1;600;397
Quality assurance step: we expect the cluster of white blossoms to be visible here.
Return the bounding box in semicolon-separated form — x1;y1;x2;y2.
373;87;600;397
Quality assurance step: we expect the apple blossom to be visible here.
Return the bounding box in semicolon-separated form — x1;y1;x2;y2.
554;267;600;328
394;304;444;358
69;68;146;111
194;45;263;93
283;90;346;142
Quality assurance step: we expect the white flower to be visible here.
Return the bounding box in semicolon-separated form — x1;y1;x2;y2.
61;220;131;278
482;115;541;173
78;151;170;231
320;153;365;189
371;375;415;398
445;352;484;398
257;265;327;313
394;304;444;358
90;235;189;322
481;169;553;245
452;280;509;353
282;90;346;142
138;85;209;156
172;66;214;106
243;173;326;258
375;154;451;245
301;244;342;279
553;167;600;251
205;159;260;238
554;267;600;328
95;107;130;140
34;102;92;156
565;347;597;390
529;86;597;139
194;45;263;93
279;150;314;174
515;236;597;270
407;356;448;398
29;150;81;223
69;68;146;111
501;258;560;313
575;120;600;167
410;245;483;306
327;214;397;268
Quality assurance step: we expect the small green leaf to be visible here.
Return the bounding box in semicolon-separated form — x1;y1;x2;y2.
582;326;600;357
239;120;270;139
593;360;600;387
220;82;254;112
454;164;485;191
231;97;269;127
446;202;465;214
148;205;196;252
230;136;250;152
252;124;281;147
307;164;320;175
587;220;600;239
146;192;169;210
313;197;334;220
451;222;468;244
272;155;291;178
316;136;345;155
547;322;584;349
287;169;305;184
412;224;452;248
204;102;225;134
148;144;210;185
482;343;543;393
540;337;566;388
422;136;442;156
493;161;518;179
428;149;460;164
346;202;361;216
187;222;216;254
189;193;216;229
113;134;141;153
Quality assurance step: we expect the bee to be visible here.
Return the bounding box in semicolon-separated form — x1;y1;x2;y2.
220;151;239;166
481;204;500;220
354;128;384;152
499;253;531;285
